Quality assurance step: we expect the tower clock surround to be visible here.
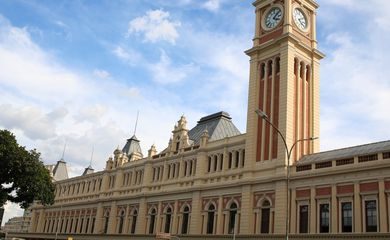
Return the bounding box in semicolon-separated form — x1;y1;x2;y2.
261;4;284;31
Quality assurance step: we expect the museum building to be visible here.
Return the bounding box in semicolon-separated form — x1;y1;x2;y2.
14;0;390;239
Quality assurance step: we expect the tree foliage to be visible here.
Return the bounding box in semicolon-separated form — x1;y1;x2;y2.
0;129;55;208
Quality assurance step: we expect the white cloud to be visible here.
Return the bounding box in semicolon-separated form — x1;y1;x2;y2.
93;69;110;79
127;9;181;44
2;202;24;226
0;16;88;105
74;105;107;123
148;50;197;84
319;13;390;151
0;105;68;140
121;87;140;98
112;46;142;66
202;0;221;12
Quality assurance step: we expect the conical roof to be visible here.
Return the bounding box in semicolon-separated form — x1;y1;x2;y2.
122;135;143;157
82;165;94;176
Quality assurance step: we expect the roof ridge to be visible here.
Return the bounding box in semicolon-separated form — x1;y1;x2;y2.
307;139;390;157
301;140;390;160
198;111;231;123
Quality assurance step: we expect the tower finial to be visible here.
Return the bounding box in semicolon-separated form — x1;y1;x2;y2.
89;146;94;168
61;140;67;161
133;110;140;136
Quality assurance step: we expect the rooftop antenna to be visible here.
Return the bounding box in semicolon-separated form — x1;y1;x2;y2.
89;146;94;168
133;110;139;136
61;140;67;161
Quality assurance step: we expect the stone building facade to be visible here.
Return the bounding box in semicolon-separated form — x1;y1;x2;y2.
18;0;390;239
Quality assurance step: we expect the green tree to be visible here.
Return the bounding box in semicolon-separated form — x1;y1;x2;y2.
0;129;55;208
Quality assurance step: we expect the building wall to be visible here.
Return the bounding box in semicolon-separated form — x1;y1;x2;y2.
28;137;390;236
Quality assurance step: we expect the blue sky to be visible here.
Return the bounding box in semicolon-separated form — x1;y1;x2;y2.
0;0;389;224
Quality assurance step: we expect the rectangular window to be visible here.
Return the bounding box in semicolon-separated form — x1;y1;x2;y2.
341;202;353;232
365;200;377;232
299;205;309;233
319;204;330;233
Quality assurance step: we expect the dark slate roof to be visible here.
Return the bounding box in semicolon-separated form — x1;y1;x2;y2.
188;111;241;144
122;135;143;156
298;140;390;164
82;166;94;176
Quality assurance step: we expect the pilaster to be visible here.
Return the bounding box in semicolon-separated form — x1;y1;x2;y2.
354;183;362;232
136;198;147;234
240;185;253;234
107;201;117;234
190;191;202;234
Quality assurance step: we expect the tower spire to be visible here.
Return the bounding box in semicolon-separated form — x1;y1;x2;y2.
89;146;94;168
133;110;139;136
61;140;67;161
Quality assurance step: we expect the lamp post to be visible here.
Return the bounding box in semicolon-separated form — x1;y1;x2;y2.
255;109;317;240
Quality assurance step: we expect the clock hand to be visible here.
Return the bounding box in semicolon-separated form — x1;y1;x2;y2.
273;12;281;21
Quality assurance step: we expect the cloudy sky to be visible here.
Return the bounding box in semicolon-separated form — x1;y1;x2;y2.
1;0;389;225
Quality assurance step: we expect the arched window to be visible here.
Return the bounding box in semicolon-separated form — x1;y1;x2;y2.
91;217;95;233
235;151;239;168
208;156;212;172
118;210;125;234
241;150;245;167
103;211;110;234
213;155;218;172
260;200;271;233
85;218;89;233
300;62;305;79
228;152;233;169
149;208;157;234
130;209;138;234
184;161;188;176
228;202;238;234
181;206;190;234
260;63;266;79
219;154;223;170
74;218;79;233
306;65;311;82
207;204;216;234
164;207;172;233
276;58;280;73
268;60;273;76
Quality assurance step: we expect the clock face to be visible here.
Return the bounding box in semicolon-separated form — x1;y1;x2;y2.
293;8;308;31
264;7;283;30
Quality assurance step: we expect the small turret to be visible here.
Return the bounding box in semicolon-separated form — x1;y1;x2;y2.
105;157;114;170
200;128;209;148
148;144;157;158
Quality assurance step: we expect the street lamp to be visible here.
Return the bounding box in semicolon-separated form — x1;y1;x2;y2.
255;109;318;240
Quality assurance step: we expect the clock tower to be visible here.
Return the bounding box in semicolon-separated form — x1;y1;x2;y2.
245;0;324;169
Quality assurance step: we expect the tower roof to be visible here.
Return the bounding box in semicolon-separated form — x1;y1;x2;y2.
188;111;241;144
298;140;390;164
52;159;69;181
122;135;143;157
82;165;94;176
